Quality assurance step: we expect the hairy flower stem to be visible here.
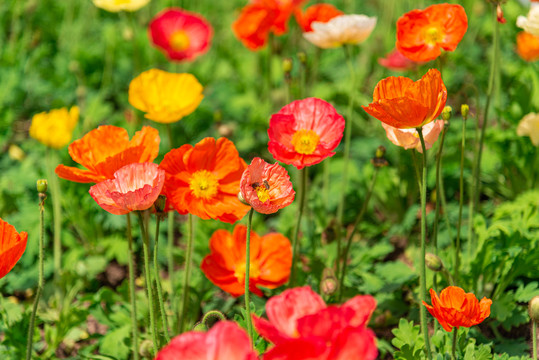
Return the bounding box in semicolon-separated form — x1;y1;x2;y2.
289;168;308;287
470;7;499;248
417;128;433;360
244;209;255;343
533;321;537;360
179;214;194;332
26;191;46;360
137;212;158;354
201;310;226;328
338;167;379;301
452;327;458;360
432;124;448;255
126;214;139;360
336;45;357;275
46;151;63;283
167;213;175;323
455;113;468;284
153;216;170;342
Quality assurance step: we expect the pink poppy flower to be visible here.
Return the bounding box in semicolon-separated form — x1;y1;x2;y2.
89;162;165;215
239;157;295;214
378;48;418;71
268;98;345;169
381;119;444;153
149;8;212;62
155;321;257;360
253;286;378;360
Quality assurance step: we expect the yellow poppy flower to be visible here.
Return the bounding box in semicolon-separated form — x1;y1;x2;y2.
93;0;150;12
128;69;204;124
29;106;79;149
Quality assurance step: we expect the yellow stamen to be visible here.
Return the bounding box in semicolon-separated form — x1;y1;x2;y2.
189;170;218;199
254;185;270;203
234;262;260;283
291;129;320;155
169;30;190;51
424;27;443;46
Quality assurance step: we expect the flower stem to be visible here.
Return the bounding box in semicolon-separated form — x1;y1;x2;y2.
289;167;308;288
244;208;255;343
26;191;46;360
533;320;537;360
452;327;458;360
455;112;467;284
137;212;158;355
432;123;448;255
179;214;194;332
47;151;63;282
470;6;499;247
201;310;226;328
126;214;139;360
153;215;170;342
417;127;433;360
338;167;379;301
167;212;175;327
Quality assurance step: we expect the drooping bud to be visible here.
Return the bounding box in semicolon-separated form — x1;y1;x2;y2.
297;51;307;66
371;145;388;168
154;195;167;214
237;191;249;206
320;268;338;296
442;106;452;121
530;295;539;322
425;253;443;272
201;310;226;328
461;104;469;119
37;179;48;194
139;340;153;358
193;321;208;332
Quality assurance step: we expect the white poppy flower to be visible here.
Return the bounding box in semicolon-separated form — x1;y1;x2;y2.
517;6;539;37
303;14;377;49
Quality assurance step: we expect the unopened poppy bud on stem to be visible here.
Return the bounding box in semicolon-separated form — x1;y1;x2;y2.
154;195;166;214
321;268;338;295
282;58;293;73
371;146;388;168
297;51;307;65
36;179;48;194
442;106;452;121
461;104;469;119
425;253;443;272
530;295;539;322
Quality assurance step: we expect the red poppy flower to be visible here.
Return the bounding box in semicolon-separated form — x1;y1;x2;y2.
55;125;160;183
160;137;250;223
423;286;492;332
155;320;257;360
268;97;345;169
149;8;212;62
378;48;418;71
233;0;305;50
239;157;295;214
201;224;291;297
396;3;468;62
253;286;378;360
89;163;165;215
296;3;343;32
517;31;539;62
0;218;27;280
362;69;447;129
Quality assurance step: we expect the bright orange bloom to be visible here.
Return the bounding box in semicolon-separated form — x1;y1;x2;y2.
201;225;292;297
89;163;165;215
517;31;539;62
55;126;160;183
362;69;447;129
396;4;468;62
0;218;28;280
160;137;250;223
233;0;305;50
296;3;343;32
240;157;295;214
423;286;492;332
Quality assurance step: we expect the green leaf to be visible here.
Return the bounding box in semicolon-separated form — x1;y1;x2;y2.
99;325;130;360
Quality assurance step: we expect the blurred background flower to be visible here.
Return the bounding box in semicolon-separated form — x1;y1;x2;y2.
92;0;150;12
303;14;376;48
29;106;79;149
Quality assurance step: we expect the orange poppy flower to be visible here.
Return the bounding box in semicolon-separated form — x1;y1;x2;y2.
296;3;343;32
233;0;305;50
0;218;28;280
201;224;292;297
423;286;492;332
159;137;250;223
362;68;447;129
89;163;165;215
517;31;539;62
396;3;468;62
381;119;444;153
55;125;160;183
239;157;295;214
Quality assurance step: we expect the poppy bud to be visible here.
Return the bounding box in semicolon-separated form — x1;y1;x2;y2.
321;218;339;244
442;106;452;121
425;253;443;272
154;195;167;214
371;146;388;168
320;268;338;296
461;104;469;119
139;340;153;358
193;321;208;332
297;51;307;65
530;295;539;322
237;191;250;206
282;57;293;74
36;179;48;194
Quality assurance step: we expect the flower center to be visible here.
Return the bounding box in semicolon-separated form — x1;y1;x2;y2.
234;262;261;284
114;0;131;4
424;27;443;46
252;180;270;203
189;170;218;199
291;129;320;155
169;30;191;51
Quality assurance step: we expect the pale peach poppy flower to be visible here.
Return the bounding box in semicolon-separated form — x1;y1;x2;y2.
303;14;376;49
381;119;444;153
517;112;539;146
517;6;539;37
89;162;165;215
